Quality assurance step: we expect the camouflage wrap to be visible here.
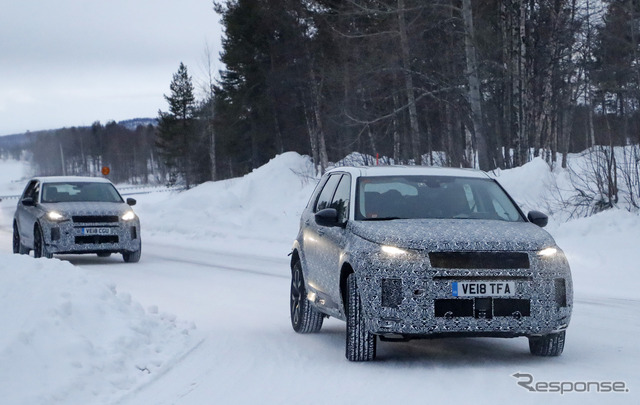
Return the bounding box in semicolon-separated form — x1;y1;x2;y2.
38;202;141;254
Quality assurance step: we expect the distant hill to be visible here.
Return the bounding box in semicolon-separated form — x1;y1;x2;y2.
117;118;158;130
0;118;158;159
0;118;158;139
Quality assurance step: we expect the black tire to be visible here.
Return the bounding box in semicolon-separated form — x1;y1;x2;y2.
122;247;141;263
13;222;29;255
346;273;376;361
290;261;324;333
528;331;566;356
33;225;52;259
97;252;112;258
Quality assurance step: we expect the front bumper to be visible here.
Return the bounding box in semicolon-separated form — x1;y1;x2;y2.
355;251;573;338
41;219;141;254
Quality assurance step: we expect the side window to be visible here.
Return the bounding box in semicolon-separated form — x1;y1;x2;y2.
21;181;39;201
330;174;351;223
305;177;327;209
315;174;342;212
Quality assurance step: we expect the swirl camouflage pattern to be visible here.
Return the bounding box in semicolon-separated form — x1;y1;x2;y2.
290;166;572;361
13;176;141;263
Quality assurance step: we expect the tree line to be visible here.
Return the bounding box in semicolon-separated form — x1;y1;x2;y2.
1;122;165;185
206;0;639;176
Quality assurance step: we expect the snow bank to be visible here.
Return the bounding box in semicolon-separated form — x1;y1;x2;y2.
552;209;640;300
491;156;640;300
0;254;199;405
0;158;29;228
491;157;558;214
135;152;318;256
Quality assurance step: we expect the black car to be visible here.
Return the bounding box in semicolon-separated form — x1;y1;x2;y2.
290;166;572;361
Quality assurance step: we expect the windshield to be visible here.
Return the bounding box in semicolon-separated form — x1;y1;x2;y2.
355;175;524;222
41;182;124;203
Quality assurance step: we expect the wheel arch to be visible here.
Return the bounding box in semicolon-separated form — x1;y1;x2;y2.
290;248;301;272
340;262;355;311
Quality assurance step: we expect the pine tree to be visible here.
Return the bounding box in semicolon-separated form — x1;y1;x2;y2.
157;62;197;188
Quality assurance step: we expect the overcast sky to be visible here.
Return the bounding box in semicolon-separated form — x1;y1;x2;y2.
0;0;224;136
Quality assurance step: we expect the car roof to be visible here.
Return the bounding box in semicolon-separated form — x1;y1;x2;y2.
32;176;114;184
325;165;491;179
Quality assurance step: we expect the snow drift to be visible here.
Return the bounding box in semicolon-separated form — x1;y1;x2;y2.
134;151;318;257
0;254;199;405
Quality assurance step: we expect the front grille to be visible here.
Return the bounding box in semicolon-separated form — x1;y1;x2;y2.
381;278;403;308
435;298;530;318
75;235;119;245
429;252;530;269
72;215;119;224
435;299;474;317
493;298;531;317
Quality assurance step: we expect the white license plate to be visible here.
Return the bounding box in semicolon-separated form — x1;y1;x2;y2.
452;281;516;297
82;227;112;235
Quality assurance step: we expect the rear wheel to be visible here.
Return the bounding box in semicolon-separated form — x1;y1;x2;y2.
346;273;376;361
33;225;52;259
528;331;566;356
290;261;323;333
13;223;29;254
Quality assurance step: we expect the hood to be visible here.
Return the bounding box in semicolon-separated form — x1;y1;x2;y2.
348;218;555;252
39;202;131;217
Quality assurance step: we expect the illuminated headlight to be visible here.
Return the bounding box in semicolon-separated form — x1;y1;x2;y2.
537;247;558;257
122;211;136;221
46;211;65;221
381;245;408;256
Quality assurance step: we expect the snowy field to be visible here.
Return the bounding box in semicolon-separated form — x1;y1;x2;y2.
0;152;638;404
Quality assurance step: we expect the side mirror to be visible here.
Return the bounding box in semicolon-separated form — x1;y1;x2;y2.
126;198;137;206
315;208;341;227
21;197;35;207
527;210;548;228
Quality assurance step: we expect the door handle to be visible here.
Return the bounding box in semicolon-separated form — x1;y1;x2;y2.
317;229;325;236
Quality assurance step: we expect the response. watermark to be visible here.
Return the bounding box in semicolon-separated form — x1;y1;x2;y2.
512;372;630;394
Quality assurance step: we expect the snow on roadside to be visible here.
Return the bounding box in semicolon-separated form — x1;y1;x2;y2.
492;156;640;300
134;151;318;257
551;209;640;301
0;254;199;405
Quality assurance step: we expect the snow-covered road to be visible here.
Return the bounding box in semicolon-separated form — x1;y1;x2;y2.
3;225;635;404
1;153;638;404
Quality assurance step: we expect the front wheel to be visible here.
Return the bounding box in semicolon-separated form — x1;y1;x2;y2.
122;247;141;263
346;273;376;361
33;225;52;259
528;331;566;356
290;261;323;333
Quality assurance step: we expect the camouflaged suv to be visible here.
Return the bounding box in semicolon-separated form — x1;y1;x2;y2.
13;176;141;262
290;166;572;361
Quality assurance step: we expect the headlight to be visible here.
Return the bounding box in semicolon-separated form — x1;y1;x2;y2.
537;247;558;257
46;211;65;221
122;211;136;221
381;245;408;256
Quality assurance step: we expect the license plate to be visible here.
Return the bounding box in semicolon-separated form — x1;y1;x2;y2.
452;281;516;297
82;227;112;235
